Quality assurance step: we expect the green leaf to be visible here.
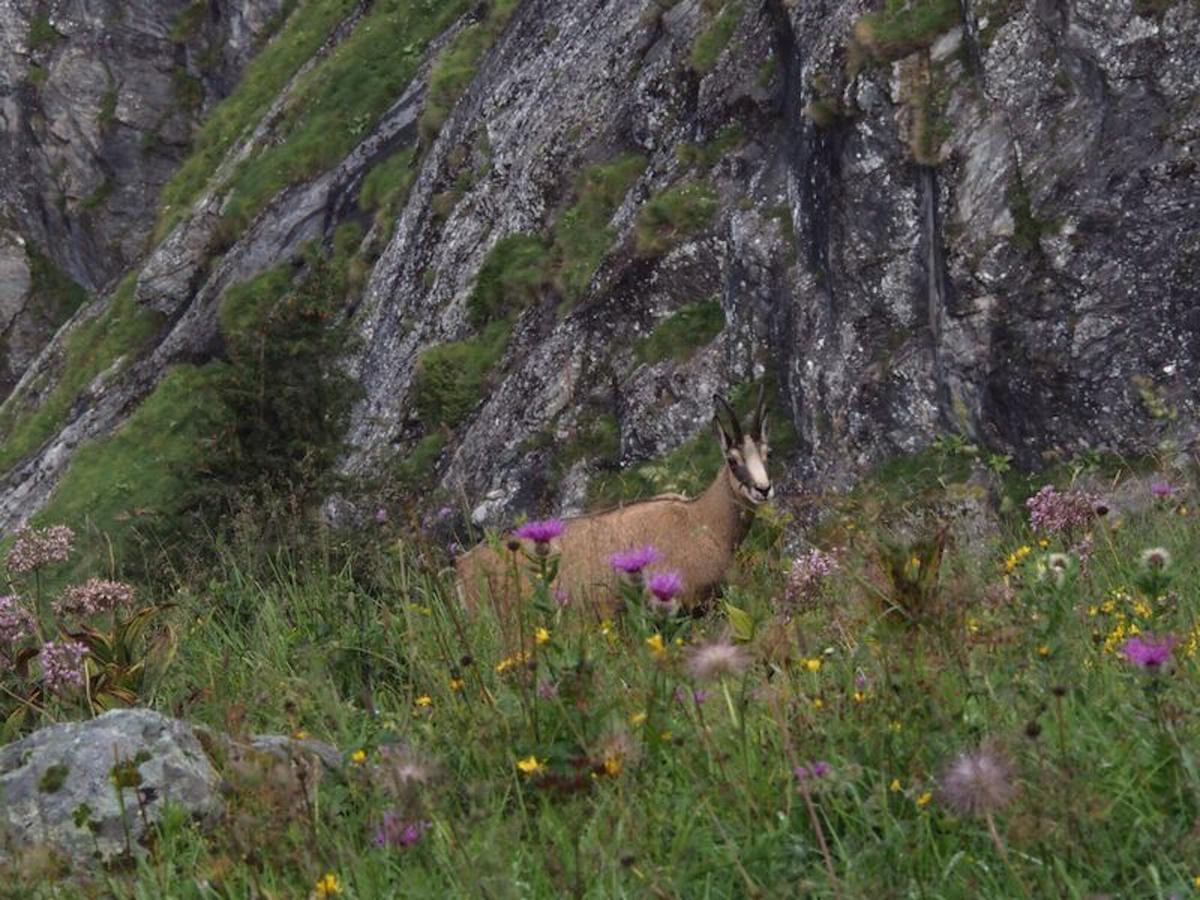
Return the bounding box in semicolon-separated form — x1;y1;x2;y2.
725;603;755;642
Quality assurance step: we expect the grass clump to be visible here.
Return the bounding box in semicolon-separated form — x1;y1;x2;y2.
0;277;158;477
467;234;550;327
551;154;647;304
359;147;418;219
413;321;510;429
675;126;745;171
217;0;472;244
634;298;726;364
27;15;62;51
690;2;744;73
156;0;359;241
853;0;961;62
1007;175;1056;252
170;1;208;45
418;0;517;144
634;179;719;258
393;433;447;489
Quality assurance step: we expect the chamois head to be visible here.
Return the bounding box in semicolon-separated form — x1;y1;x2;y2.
712;386;772;506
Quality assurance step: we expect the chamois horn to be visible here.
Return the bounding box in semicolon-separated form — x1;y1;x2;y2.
750;382;766;440
714;393;742;444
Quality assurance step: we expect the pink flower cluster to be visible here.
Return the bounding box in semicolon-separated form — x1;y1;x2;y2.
53;578;136;619
39;640;88;694
372;811;430;850
1025;485;1100;535
6;525;75;574
0;595;36;646
783;548;839;610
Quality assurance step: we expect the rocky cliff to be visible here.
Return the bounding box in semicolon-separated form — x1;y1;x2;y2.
0;0;1197;545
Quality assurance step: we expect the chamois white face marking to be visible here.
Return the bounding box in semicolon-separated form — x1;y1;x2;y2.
727;435;772;505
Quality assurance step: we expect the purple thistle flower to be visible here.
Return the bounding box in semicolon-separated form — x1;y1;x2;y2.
372;810;430;850
647;570;684;603
513;519;566;544
1150;480;1175;499
437;505;454;521
1122;634;1178;669
39;641;88;694
674;686;709;705
552;586;571;607
537;679;558;700
794;761;832;781
610;545;663;574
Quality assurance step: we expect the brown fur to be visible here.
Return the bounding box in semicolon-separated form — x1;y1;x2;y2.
455;465;756;613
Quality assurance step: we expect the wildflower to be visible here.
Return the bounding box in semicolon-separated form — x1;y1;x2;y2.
782;548;839;611
537;679;557;700
313;873;341;898
415;695;432;708
1038;538;1049;549
603;755;622;777
794;761;831;781
437;505;454;521
293;729;310;740
6;525;74;574
1122;634;1177;670
1004;545;1032;573
54;578;135;619
812;698;824;710
599;620;614;637
553;585;570;607
804;658;822;673
647;570;684;602
685;639;750;681
350;749;367;766
1132;600;1153;620
377;743;437;785
449;677;464;691
0;595;36;646
39;641;87;693
516;755;543;775
889;778;902;793
675;686;708;705
373;811;429;850
1037;646;1051;657
855;672;869;689
629;711;647;725
852;691;868;703
513;519;565;546
1046;552;1070;584
1150;480;1175;499
535;627;551;645
375;507;388;524
916;791;933;808
610;545;663;575
939;746;1016;818
1026;484;1101;535
1140;547;1172;571
645;633;666;658
889;721;903;733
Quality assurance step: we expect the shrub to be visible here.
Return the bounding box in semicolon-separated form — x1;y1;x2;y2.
634;298;726;364
634;180;719;257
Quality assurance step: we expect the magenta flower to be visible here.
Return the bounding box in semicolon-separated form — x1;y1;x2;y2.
1150;480;1175;499
647;570;684;602
1122;634;1178;669
794;761;831;781
513;519;566;544
373;811;430;850
610;545;663;574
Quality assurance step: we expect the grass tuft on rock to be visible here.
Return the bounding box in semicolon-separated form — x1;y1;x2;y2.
413;321;511;429
691;2;744;73
635;298;726;365
853;0;961;62
634;180;719;258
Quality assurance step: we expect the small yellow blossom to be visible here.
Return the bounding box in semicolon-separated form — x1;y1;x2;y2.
630;711;647;725
516;755;542;775
853;691;868;703
1133;600;1153;619
889;720;903;733
1037;645;1051;657
646;634;666;658
804;658;822;673
966;617;980;634
535;627;551;645
600;620;614;637
1193;874;1200;889
1179;505;1189;516
293;729;310;740
1087;605;1098;617
674;637;684;646
603;756;622;777
812;698;824;710
415;695;432;708
916;791;933;808
417;605;433;617
1038;538;1049;548
313;873;341;898
1004;545;1033;573
449;677;464;691
889;778;902;793
660;730;673;742
350;749;367;766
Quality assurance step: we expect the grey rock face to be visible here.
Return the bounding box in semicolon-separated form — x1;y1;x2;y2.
0;708;222;865
1;0;1198;534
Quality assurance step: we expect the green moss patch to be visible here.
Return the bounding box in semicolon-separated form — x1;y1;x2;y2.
413;321;511;429
635;298;726;365
27;15;62;51
634;180;719;258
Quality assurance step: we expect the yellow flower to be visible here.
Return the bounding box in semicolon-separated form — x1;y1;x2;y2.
600;620;613;637
516;755;542;775
1038;538;1049;549
314;873;341;898
660;730;673;742
535;627;551;645
889;778;902;793
916;791;932;808
1133;600;1153;619
350;749;367;766
804;658;822;673
1193;874;1200;889
630;711;647;725
889;720;903;733
1037;645;1051;658
415;695;432;708
1087;605;1098;617
293;729;310;740
812;698;824;710
646;634;666;658
449;677;464;691
852;691;868;703
603;755;622;777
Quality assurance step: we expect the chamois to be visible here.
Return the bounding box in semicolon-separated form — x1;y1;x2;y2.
455;388;773;611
